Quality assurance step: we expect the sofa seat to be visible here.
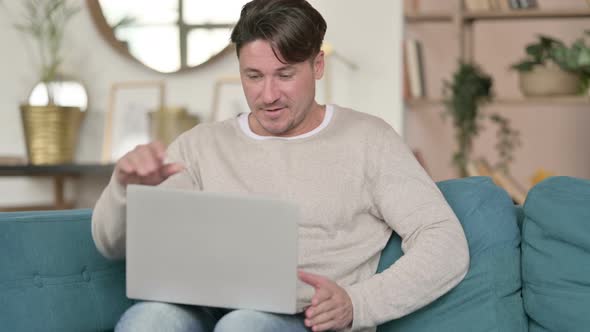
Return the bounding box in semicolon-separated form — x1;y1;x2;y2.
1;176;589;332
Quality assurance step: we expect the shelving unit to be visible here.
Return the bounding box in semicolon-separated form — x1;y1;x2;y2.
405;9;590;23
402;0;590;187
407;9;590;23
408;96;590;108
463;9;590;21
405;12;453;22
404;0;590;105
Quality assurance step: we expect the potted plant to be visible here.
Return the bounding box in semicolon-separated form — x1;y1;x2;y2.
443;62;520;177
9;0;84;164
511;34;590;96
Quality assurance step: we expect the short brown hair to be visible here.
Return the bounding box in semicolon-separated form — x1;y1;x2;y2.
230;0;327;64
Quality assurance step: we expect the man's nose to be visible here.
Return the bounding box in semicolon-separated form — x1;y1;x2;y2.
262;78;280;104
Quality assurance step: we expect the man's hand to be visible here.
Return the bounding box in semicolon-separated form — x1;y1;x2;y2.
299;270;353;331
115;141;184;187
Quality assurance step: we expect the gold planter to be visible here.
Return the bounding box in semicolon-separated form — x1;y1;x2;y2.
20;105;84;165
148;107;199;146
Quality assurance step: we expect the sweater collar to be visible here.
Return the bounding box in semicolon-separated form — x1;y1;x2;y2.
237;104;334;141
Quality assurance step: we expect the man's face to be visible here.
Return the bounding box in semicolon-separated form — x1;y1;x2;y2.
238;40;325;137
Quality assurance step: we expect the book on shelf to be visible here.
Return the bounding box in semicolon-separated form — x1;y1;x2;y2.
491;169;528;205
465;160;480;178
517;0;537;9
404;0;420;14
507;0;538;10
465;158;527;204
465;158;493;177
465;0;491;11
497;0;512;11
489;0;500;11
508;0;520;9
404;38;426;100
402;42;412;101
466;0;538;12
474;158;493;177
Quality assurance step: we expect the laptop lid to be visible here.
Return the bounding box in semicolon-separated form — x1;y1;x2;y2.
126;185;299;314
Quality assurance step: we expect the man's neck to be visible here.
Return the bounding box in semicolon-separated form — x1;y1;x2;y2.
248;103;326;137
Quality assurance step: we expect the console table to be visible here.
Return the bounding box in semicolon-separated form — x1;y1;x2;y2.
0;163;114;212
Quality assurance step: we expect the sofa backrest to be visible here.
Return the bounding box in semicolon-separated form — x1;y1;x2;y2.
0;209;133;332
521;176;590;331
377;176;527;332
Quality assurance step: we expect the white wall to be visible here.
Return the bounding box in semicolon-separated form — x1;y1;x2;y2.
0;0;402;208
310;0;403;132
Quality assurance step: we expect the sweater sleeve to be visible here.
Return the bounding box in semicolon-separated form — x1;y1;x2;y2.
344;124;470;331
91;136;200;260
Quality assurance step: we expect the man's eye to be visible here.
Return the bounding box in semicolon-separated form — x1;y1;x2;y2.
248;75;262;80
279;74;293;79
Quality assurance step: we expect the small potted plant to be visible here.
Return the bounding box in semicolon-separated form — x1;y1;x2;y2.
9;0;84;164
443;62;520;177
511;34;590;96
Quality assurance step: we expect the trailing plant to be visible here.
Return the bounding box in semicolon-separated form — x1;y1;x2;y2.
443;62;520;176
9;0;80;105
489;114;520;173
511;33;590;93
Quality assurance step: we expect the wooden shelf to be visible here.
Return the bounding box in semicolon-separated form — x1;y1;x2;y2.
405;9;590;23
406;98;444;107
0;163;114;211
405;11;453;23
464;9;590;21
490;96;590;106
406;96;590;108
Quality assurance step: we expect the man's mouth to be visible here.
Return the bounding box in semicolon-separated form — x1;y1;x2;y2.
264;107;285;112
260;106;286;119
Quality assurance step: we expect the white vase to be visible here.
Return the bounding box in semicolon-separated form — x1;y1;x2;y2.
518;64;581;97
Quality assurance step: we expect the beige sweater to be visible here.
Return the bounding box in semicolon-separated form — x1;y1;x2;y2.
92;105;469;331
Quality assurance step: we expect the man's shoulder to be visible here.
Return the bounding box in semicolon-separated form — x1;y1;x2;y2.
332;105;394;134
180;117;237;138
171;117;239;151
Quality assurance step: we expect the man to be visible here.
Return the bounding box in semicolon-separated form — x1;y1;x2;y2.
92;0;470;331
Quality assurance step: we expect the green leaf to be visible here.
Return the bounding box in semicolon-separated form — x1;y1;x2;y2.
511;61;537;71
549;47;566;61
539;35;564;48
577;48;590;67
526;44;544;61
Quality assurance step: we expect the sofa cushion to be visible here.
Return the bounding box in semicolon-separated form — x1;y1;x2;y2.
377;176;527;332
522;176;590;331
0;209;133;332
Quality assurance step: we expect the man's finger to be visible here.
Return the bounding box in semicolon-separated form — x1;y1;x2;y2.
306;296;337;319
121;149;141;175
161;163;185;178
125;153;144;176
310;315;337;332
117;158;135;175
310;287;332;306
148;141;167;161
306;307;337;328
135;146;161;176
298;270;326;288
139;172;161;186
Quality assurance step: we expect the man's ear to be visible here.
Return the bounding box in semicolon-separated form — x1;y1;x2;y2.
313;51;325;80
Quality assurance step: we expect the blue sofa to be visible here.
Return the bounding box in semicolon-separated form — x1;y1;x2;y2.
1;176;589;331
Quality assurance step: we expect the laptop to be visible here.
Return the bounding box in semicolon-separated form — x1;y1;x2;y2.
126;185;299;314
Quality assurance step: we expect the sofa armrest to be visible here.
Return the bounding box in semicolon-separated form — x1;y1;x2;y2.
0;209;132;332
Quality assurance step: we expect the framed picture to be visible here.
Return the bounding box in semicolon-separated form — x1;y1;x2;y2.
102;81;166;163
210;76;249;122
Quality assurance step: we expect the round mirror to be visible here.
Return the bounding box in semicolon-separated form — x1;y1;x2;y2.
87;0;249;74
